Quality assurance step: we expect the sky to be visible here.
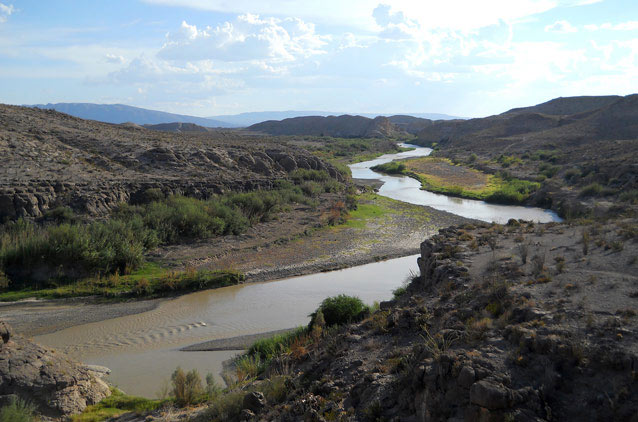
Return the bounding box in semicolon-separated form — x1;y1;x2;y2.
0;0;636;117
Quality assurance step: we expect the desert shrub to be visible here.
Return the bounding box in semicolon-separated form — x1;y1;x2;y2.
309;294;369;327
0;397;35;422
300;181;323;197
564;168;581;184
290;169;331;183
43;206;77;224
619;189;638;204
538;163;560;178
580;183;603;197
171;367;203;406
203;391;244;421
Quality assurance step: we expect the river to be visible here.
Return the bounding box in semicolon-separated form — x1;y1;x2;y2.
34;144;561;397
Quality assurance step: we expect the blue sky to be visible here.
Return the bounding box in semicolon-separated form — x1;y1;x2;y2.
0;0;636;117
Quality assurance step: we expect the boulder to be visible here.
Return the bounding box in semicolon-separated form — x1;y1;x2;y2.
469;380;511;410
0;321;110;417
243;391;267;413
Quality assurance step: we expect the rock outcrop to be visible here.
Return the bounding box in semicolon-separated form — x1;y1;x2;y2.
0;104;341;219
0;320;110;418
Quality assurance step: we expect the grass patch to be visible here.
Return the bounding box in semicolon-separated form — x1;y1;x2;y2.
71;389;164;422
0;264;243;301
1;173;342;294
372;157;539;205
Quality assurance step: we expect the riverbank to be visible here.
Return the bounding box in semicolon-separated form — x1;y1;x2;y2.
2;192;469;336
372;156;540;205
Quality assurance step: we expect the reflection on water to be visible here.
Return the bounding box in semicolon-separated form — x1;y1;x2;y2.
350;143;561;224
35;255;419;397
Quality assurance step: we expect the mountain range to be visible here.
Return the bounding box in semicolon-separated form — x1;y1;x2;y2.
28;103;461;128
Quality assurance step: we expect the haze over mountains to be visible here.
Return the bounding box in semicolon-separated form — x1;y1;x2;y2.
30;103;461;128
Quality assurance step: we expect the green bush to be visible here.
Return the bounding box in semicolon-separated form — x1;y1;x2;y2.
309;294;369;327
486;179;540;205
580;183;603;197
371;161;406;175
172;367;204;406
246;327;308;361
0;397;35;422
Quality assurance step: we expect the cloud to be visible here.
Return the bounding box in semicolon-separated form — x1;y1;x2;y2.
142;0;596;31
158;15;328;63
544;20;577;33
585;21;638;31
105;54;125;64
0;2;14;23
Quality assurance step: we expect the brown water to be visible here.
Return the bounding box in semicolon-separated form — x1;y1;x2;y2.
35;255;419;397
33;145;561;398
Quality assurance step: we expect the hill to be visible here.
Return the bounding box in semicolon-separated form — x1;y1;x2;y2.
31;103;234;127
414;94;638;217
0;104;339;220
211;111;461;127
248;115;405;138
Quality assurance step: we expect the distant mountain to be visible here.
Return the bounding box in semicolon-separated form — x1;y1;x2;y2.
31;103;235;128
210;111;462;127
248;115;404;138
143;122;212;133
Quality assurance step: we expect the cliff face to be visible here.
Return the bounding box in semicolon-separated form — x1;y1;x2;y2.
0;105;341;219
0;321;110;418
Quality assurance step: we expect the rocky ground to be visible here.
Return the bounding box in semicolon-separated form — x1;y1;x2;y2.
155;192;467;283
0;104;340;219
114;218;637;422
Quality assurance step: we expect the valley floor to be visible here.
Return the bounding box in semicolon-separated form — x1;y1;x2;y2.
2;188;469;337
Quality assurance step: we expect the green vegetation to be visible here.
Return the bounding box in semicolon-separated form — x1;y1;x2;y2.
580;182;603;197
0;264;243;301
70;389;164;422
299;136;412;166
372;161;406;174
1;172;342;296
0;398;35;422
309;294;369;327
372;160;540;205
246;327;308;361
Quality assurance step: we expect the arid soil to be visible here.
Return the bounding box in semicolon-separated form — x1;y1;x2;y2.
156;193;468;282
2;192;469;336
404;157;490;191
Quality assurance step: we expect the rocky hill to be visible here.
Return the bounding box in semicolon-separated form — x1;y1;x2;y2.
248;115;408;138
414;95;638;217
0;104;340;220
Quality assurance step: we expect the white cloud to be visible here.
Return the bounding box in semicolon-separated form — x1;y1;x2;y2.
142;0;595;31
0;2;14;23
158;15;328;63
545;20;577;33
585;21;638;31
105;53;125;64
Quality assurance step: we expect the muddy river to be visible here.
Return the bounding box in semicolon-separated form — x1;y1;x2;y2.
34;144;560;397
